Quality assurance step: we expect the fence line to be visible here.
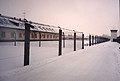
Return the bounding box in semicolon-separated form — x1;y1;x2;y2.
0;15;110;66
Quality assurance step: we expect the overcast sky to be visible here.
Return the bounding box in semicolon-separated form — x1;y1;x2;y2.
0;0;119;35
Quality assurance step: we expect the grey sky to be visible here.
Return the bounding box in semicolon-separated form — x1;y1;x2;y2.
0;0;119;35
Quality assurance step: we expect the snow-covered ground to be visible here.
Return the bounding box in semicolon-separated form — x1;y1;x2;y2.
0;41;120;81
0;40;83;73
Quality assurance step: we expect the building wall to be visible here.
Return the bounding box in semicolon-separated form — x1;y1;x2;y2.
0;27;23;40
0;27;59;41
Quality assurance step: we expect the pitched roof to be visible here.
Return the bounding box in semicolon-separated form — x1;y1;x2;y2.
0;15;58;33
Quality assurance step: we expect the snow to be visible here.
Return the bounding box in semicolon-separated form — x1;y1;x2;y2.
0;40;82;73
0;41;120;81
0;16;58;33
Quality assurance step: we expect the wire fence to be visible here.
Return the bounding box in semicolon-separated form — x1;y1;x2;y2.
0;15;110;73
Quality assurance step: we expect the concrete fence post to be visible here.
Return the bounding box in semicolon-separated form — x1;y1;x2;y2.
14;32;16;46
59;29;62;56
39;32;41;47
24;23;30;66
82;33;84;49
63;32;65;48
95;35;97;44
92;35;94;45
74;32;76;51
89;35;91;46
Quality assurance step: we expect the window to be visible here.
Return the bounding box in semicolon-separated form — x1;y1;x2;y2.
55;35;58;38
19;33;22;38
46;28;49;31
1;32;6;38
51;29;54;31
39;26;43;30
53;35;58;38
47;35;49;38
31;33;34;38
42;27;47;31
11;32;15;38
34;33;37;38
42;34;45;38
53;35;55;38
50;35;52;38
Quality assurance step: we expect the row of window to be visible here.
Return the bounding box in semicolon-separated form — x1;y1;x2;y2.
41;34;58;39
31;33;58;39
0;31;58;39
0;32;23;38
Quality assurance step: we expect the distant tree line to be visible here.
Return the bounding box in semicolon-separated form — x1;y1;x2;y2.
96;36;110;44
113;36;120;44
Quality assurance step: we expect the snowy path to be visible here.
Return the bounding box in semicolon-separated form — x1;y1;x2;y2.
0;42;120;81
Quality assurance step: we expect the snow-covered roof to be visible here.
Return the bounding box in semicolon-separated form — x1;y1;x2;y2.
0;16;58;33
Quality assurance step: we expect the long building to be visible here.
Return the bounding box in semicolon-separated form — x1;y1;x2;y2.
0;15;59;42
